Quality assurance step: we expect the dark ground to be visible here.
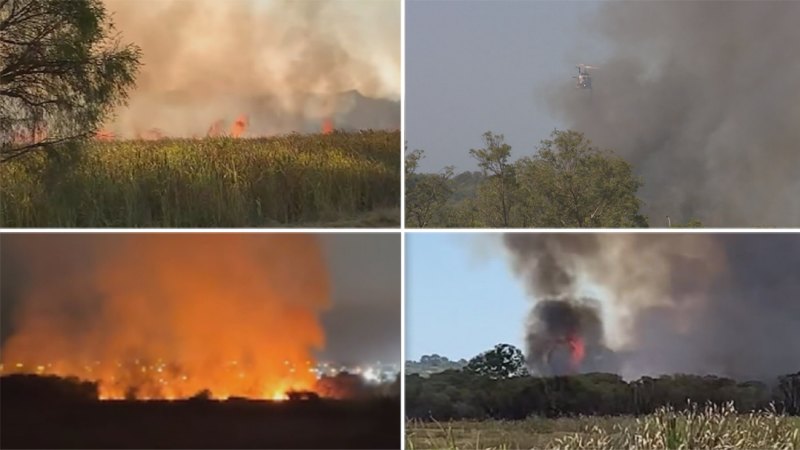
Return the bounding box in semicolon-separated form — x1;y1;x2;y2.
0;375;400;449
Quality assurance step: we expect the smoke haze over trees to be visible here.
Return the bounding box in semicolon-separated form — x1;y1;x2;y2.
547;1;800;226
406;1;799;227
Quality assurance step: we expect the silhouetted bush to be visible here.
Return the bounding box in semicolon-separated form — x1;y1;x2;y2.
1;374;98;403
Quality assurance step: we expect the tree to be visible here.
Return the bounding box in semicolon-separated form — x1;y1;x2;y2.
1;0;141;162
470;131;516;227
465;343;529;380
516;130;647;227
775;372;800;414
405;149;454;227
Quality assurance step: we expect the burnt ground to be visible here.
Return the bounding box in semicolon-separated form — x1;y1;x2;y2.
0;376;400;449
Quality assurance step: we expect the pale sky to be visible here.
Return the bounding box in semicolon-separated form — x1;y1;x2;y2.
405;233;529;361
406;0;610;171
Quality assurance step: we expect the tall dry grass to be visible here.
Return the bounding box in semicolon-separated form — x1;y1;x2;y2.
407;403;800;450
0;130;400;227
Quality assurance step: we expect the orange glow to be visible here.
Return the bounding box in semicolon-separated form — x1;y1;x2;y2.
95;129;116;141
322;118;334;134
1;235;331;400
567;335;585;370
230;114;248;138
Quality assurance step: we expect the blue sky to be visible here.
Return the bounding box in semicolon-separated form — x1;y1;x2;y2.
406;0;610;171
405;233;529;361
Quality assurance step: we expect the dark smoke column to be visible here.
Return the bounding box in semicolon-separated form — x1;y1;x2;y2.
503;234;618;376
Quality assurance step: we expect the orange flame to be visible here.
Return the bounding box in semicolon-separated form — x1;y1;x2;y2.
322;118;334;134
230;114;248;138
1;235;331;400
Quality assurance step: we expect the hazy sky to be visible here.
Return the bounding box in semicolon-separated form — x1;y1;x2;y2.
0;233;400;365
406;0;609;171
405;233;529;361
319;233;401;363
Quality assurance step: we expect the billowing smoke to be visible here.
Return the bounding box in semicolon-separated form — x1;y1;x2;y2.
101;0;400;137
504;234;616;376
504;234;800;381
1;234;331;400
547;1;800;226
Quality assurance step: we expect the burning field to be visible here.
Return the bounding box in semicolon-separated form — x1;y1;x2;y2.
0;0;400;227
1;234;330;400
0;232;401;448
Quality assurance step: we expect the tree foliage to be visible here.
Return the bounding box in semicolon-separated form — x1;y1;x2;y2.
465;344;529;380
1;0;141;162
405;149;454;227
470;132;515;227
407;129;657;228
406;346;800;421
516;130;647;227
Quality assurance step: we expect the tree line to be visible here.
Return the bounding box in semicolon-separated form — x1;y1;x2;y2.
406;344;800;420
405;130;703;228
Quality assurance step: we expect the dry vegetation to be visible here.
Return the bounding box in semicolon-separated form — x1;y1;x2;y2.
407;403;800;450
0;130;400;227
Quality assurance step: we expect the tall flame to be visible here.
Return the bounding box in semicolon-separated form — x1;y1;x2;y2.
567;335;586;370
1;234;331;400
230;114;249;138
322;118;334;135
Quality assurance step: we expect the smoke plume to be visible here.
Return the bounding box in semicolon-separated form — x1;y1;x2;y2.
504;234;800;380
101;0;400;137
547;1;800;226
1;234;330;400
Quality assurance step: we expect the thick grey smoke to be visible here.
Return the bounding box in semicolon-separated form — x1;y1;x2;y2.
504;234;800;381
547;2;800;226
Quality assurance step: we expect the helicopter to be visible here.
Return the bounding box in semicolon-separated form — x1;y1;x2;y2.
574;64;598;90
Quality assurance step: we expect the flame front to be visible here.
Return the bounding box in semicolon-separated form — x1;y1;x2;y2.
1;235;331;400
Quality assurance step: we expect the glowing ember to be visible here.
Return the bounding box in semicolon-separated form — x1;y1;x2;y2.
0;235;331;400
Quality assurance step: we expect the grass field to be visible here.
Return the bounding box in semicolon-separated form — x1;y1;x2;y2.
0;130;400;227
407;404;800;449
